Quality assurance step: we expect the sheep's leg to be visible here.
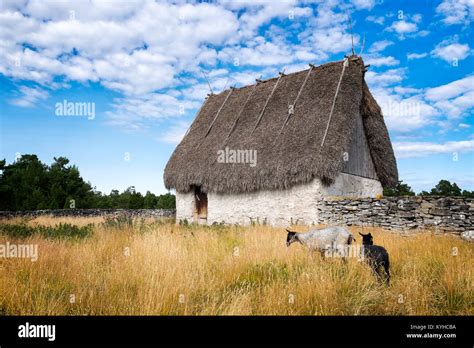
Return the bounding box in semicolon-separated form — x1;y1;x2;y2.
341;246;349;264
371;264;383;282
384;263;391;285
376;267;386;283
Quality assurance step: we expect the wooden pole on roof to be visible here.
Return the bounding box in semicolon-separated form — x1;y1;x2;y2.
278;64;315;135
251;70;285;135
223;78;260;145
201;71;214;95
348;13;355;56
204;86;234;138
321;58;349;147
359;33;366;57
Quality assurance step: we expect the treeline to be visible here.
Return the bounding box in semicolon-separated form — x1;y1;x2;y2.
0;155;175;211
383;180;474;198
1;155;472;211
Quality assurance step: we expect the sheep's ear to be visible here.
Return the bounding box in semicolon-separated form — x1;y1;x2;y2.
359;232;365;236
286;229;294;233
368;233;372;236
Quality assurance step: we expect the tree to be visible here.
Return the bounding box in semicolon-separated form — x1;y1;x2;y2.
0;155;175;211
461;190;474;198
383;180;415;196
156;193;176;209
143;191;158;208
0;155;49;210
421;180;462;196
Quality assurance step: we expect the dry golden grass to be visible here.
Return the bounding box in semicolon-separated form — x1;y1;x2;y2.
0;217;472;315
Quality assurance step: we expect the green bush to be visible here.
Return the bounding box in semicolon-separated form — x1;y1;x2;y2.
0;223;93;239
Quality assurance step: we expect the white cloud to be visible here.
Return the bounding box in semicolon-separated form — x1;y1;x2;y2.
387;20;418;35
368;73;474;132
431;38;471;63
366;15;384;25
159;120;191;145
436;0;474;26
369;40;394;53
297;2;360;57
425;75;474;118
0;1;240;96
218;37;294;67
407;52;428;60
425;75;474;101
351;0;376;10
372;88;439;132
105;93;200;129
412;14;423;23
394;140;474;158
365;68;406;87
9;85;49;107
237;1;312;37
3;0;465;136
364;55;399;67
393;86;421;95
385;14;429;40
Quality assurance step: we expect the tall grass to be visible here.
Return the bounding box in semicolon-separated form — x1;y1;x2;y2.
0;217;472;315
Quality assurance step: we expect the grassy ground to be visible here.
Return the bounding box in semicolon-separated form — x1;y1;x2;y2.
0;216;472;315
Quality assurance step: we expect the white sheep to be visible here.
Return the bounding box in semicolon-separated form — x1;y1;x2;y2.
286;226;355;260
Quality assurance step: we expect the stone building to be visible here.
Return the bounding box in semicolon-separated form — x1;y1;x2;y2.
164;56;398;226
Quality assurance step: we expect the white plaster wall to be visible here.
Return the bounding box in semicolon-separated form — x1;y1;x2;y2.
175;173;382;226
326;172;383;197
176;191;194;223
208;178;321;226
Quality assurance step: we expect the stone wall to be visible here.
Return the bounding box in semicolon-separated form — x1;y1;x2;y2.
318;196;473;233
2;197;472;235
0;209;176;219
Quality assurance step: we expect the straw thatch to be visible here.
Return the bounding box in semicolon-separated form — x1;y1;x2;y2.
164;57;398;194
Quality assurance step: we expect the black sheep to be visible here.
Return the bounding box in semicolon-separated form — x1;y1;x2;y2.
359;232;390;285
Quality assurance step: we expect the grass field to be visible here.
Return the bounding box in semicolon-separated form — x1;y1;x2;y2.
0;216;472;315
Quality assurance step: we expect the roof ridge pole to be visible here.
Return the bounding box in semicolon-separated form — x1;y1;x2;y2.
347;12;355;56
251;70;285;135
223;80;259;145
358;33;366;57
204;87;234;138
278;64;315;135
320;58;349;147
201;70;214;95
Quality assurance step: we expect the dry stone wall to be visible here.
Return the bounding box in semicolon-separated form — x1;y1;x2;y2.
1;197;472;235
318;196;473;233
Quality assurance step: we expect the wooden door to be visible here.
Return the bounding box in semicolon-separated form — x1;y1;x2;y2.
194;186;208;223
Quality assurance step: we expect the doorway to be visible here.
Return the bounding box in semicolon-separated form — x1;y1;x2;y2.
194;185;208;224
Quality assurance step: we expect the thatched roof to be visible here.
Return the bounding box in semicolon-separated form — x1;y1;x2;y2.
164;57;398;194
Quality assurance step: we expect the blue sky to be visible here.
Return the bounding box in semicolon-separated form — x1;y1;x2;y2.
0;0;473;194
